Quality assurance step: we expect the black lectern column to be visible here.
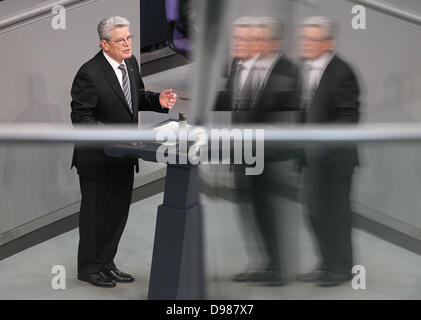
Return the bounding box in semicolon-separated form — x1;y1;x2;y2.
148;163;204;299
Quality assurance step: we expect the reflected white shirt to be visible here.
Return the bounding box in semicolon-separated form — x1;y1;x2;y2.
304;52;334;89
255;52;282;89
237;55;259;89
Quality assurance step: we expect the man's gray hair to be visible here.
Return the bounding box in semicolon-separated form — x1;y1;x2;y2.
302;16;337;40
234;16;257;27
257;16;283;40
234;16;283;40
97;16;130;41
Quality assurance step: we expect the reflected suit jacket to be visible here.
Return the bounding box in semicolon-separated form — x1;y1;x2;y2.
303;54;361;175
214;54;302;162
214;54;301;119
70;51;168;179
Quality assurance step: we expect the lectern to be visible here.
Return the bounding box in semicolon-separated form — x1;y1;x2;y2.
104;140;204;300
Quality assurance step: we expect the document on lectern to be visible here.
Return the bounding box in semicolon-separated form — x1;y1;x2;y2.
152;120;192;146
152;120;180;133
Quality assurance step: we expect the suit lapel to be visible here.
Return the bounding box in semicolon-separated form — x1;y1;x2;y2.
259;54;283;97
312;55;337;101
227;59;240;91
98;52;134;118
303;55;337;123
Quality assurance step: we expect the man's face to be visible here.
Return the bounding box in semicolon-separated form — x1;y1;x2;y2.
232;26;254;60
252;26;268;57
301;26;333;60
253;26;281;57
101;26;132;63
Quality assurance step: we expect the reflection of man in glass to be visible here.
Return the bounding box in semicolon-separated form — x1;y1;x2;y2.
229;17;259;112
298;17;360;287
214;17;266;113
215;17;300;286
247;18;300;117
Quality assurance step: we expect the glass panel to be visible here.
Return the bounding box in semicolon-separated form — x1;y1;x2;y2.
201;141;421;299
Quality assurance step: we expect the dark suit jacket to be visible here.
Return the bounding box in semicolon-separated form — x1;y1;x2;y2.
214;54;301;123
70;51;168;179
214;54;302;163
304;54;361;175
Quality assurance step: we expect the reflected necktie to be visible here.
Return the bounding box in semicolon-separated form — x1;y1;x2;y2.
118;64;133;112
249;64;265;110
301;64;316;109
232;63;245;110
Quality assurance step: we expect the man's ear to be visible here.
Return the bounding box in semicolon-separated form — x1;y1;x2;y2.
100;39;108;51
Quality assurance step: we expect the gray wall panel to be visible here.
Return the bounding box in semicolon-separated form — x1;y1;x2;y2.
0;0;145;237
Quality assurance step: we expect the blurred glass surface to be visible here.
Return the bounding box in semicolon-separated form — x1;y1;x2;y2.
200;141;421;299
193;0;421;299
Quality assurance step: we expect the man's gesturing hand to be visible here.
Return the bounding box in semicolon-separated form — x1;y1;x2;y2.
159;89;177;109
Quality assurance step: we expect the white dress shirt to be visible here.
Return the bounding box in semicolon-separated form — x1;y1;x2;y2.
254;52;282;89
237;55;259;89
103;51;128;92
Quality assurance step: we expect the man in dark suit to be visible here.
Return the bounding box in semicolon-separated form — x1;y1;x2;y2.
215;17;301;285
215;17;300;116
70;16;176;288
297;16;360;287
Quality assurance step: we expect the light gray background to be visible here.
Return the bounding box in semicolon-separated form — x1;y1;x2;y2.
0;0;173;238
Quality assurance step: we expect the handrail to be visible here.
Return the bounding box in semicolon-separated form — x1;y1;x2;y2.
0;0;96;30
346;0;421;27
0;123;421;143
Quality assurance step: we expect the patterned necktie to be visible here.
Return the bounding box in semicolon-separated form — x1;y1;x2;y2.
232;63;245;111
118;64;132;112
301;64;316;109
249;64;265;110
